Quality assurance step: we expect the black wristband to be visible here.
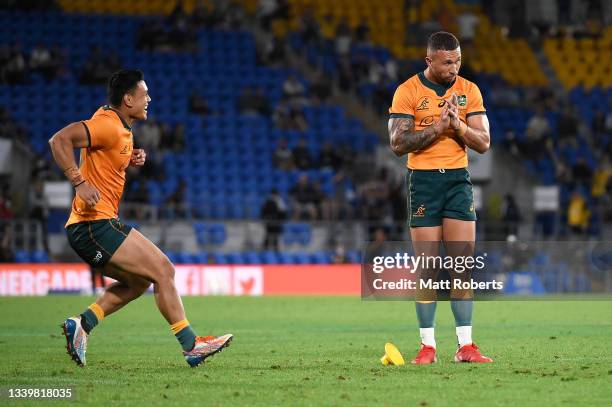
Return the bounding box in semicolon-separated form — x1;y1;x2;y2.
74;180;85;188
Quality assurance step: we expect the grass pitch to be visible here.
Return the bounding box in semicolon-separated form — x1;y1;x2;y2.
1;296;611;406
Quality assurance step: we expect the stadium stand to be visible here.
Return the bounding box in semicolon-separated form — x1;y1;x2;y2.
0;0;610;272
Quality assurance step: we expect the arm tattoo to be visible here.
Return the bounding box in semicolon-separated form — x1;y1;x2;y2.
388;117;439;156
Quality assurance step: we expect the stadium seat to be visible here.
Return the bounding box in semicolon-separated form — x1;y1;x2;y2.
14;250;31;263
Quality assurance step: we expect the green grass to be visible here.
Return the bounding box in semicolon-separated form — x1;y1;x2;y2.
1;296;611;406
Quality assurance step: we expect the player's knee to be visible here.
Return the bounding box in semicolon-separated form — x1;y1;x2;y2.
155;255;175;283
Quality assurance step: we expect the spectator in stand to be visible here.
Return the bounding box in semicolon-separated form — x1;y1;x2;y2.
238;87;271;117
501;193;521;238
189;91;212;115
171;124;186;151
282;74;306;103
136;19;166;51
359;168;392;235
591;109;606;137
140;149;165;183
524;107;551;161
273;102;306;130
292;137;312;170
367;227;388;258
591;157;611;200
310;72;332;103
286;106;308;131
80;46;121;84
260;188;287;251
138;118;162;152
272;138;294;170
604;100;612;133
29;180;50;251
335;18;352;57
0;107;30;144
554;160;574;187
164;179;187;219
50;44;68;78
367;58;386;86
385;58;398;83
327;171;356;220
29;43;55;80
3;44;27;84
591;156;611;224
31;153;52;180
351;50;370;84
457;9;479;44
355;18;370;43
572;157;593;187
290;174;319;220
526;107;551;141
567;190;590;234
0;222;13;262
0;189;12;220
336;142;355;172
258;32;286;66
126;182;151;220
338;58;354;92
557;105;579;141
190;0;211;27
167;3;198;52
298;7;321;48
257;0;280;31
318;141;341;171
158;122;174;151
332;244;348;264
502;129;521;158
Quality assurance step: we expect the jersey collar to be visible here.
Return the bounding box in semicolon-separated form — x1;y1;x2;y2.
102;105;132;131
418;71;455;97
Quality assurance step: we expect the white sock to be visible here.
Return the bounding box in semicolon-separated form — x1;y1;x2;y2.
419;327;436;348
456;325;472;347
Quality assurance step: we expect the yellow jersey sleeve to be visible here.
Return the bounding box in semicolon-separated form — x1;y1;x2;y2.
389;83;416;118
82;116;119;150
466;83;486;117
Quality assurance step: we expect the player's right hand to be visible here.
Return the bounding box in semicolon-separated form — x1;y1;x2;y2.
434;106;451;135
75;181;101;208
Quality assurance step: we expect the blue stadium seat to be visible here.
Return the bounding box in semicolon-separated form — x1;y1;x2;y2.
14;250;30;263
31;250;49;263
261;251;279;264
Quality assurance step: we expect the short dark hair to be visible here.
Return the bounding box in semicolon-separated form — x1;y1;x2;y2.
107;69;144;107
427;31;460;51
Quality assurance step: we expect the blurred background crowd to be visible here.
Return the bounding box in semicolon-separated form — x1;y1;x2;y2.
0;0;610;269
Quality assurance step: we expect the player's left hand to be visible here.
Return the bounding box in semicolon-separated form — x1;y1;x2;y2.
130;149;146;166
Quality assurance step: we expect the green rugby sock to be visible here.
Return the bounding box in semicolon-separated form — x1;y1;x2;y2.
79;303;104;334
451;299;473;327
415;302;437;328
80;309;99;334
171;320;197;351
